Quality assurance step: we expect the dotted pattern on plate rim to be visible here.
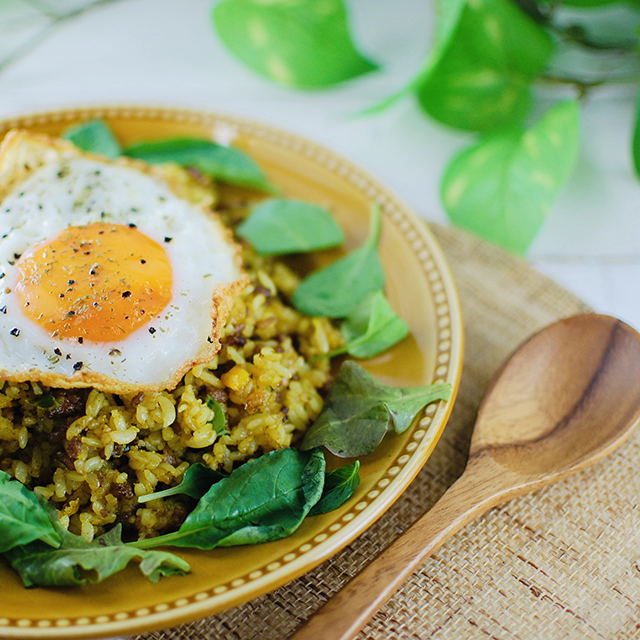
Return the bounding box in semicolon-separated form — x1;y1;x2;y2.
0;107;456;631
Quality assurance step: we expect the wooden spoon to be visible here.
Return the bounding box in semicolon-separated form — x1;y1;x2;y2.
291;313;640;640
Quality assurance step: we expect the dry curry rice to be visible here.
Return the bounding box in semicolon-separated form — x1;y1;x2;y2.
0;153;344;544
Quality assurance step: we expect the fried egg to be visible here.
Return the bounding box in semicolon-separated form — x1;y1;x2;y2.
0;130;248;394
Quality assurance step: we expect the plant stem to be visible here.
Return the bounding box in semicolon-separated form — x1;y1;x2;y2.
540;73;640;88
554;24;638;53
538;72;640;99
0;0;124;76
514;0;639;53
514;0;552;22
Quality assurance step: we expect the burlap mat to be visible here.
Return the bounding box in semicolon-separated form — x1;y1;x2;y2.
136;223;640;640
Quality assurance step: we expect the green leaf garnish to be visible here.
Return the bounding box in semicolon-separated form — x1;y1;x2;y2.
124;137;276;193
206;396;230;437
292;203;385;317
301;361;452;457
441;99;581;255
237;198;344;255
32;393;61;410
131;448;325;550
415;0;554;131
213;0;378;88
326;290;409;359
0;470;60;553
138;463;225;504
62;119;123;158
4;520;189;587
309;461;360;516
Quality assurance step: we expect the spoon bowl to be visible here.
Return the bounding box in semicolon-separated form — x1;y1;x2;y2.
291;314;640;640
472;313;640;480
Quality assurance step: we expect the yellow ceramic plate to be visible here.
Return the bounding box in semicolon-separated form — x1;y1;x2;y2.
0;107;463;639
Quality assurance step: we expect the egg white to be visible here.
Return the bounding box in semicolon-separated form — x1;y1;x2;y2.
0;135;247;394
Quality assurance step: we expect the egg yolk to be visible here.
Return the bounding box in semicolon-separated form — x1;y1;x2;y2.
15;222;173;342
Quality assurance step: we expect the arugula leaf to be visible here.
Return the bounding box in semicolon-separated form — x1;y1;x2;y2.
206;396;230;437
292;203;385;317
138;463;225;504
213;0;378;88
441;99;581;254
415;0;554;131
124;138;276;193
62;119;123;158
301;361;452;457
237;198;344;255
0;470;60;553
131;448;325;550
4;521;190;588
326;291;408;359
309;461;360;516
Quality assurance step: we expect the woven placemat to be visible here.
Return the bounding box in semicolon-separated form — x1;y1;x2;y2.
136;222;640;640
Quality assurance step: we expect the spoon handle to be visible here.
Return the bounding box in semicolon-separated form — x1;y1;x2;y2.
290;462;509;640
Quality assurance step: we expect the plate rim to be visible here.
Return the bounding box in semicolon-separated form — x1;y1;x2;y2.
0;105;464;639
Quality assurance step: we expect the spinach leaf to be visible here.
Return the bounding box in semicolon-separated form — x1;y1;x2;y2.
213;0;378;88
138;463;225;504
237;198;344;255
124;138;276;193
62;119;123;158
292;203;385;317
0;470;60;553
4;521;190;588
309;461;360;516
301;361;452;457
415;0;553;131
441;100;581;254
206;396;230;437
131;447;325;550
327;291;408;359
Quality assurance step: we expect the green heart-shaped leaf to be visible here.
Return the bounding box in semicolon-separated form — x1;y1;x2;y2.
213;0;378;88
441;100;581;254
415;0;553;131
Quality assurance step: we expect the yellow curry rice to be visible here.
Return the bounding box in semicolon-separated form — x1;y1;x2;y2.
0;241;344;542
